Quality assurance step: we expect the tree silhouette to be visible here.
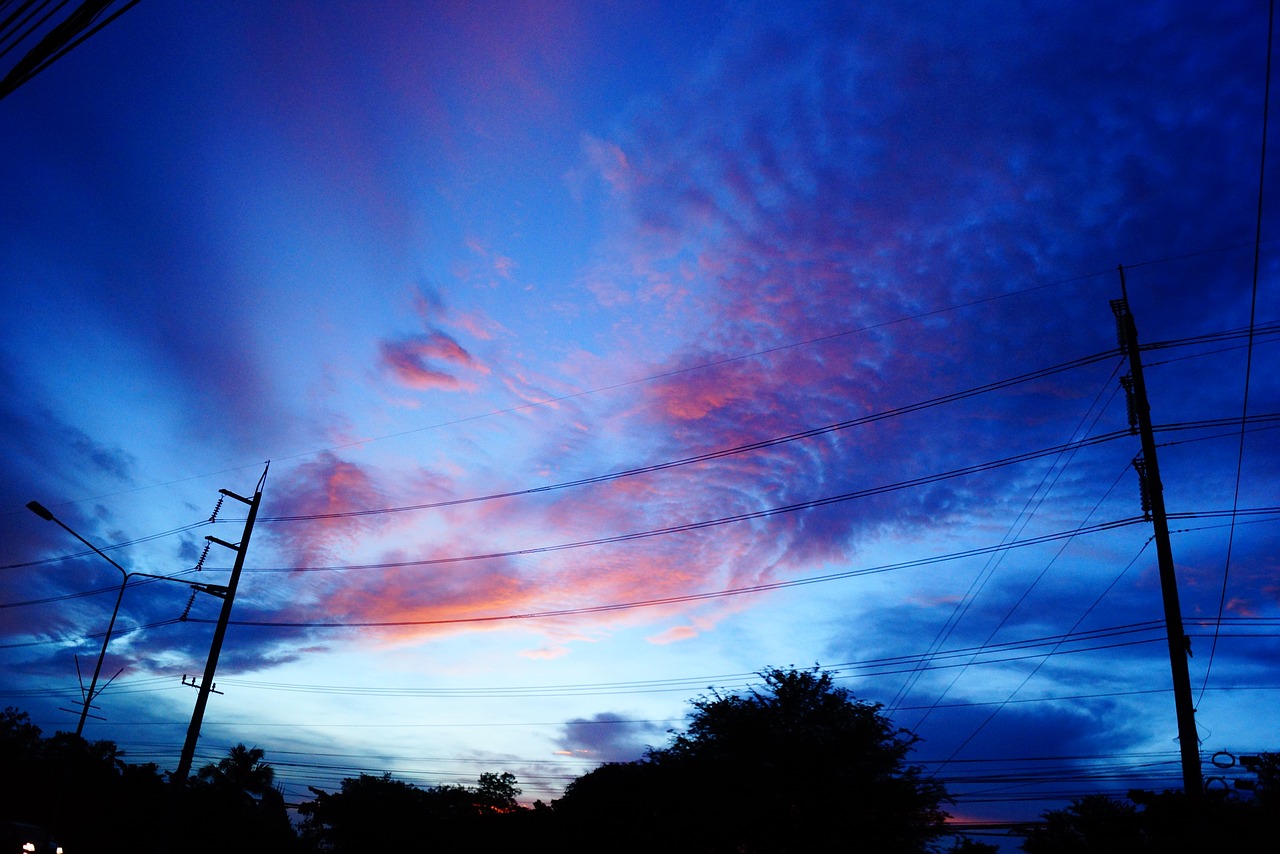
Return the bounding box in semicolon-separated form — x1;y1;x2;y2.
197;742;276;799
477;771;522;813
554;667;949;853
1021;757;1280;853
1021;795;1142;853
0;707;175;853
187;743;294;853
299;773;431;854
298;771;531;853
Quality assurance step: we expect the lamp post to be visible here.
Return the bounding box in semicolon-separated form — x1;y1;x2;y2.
26;501;227;738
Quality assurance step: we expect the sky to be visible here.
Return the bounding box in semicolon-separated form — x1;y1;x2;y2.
1;0;1278;838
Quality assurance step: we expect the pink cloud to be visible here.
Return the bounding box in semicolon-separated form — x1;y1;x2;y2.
379;330;489;392
520;645;571;660
582;135;635;194
648;363;755;422
646;625;699;645
269;454;388;567
492;254;518;278
269;477;785;647
1226;598;1258;618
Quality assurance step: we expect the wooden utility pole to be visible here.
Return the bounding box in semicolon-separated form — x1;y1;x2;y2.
1111;268;1202;800
174;464;268;783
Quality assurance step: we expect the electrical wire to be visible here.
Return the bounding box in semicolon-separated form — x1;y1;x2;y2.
1199;0;1274;706
36;249;1272;514
0;0;143;101
18;620;1273;702
257;349;1124;523
0;519;211;572
901;458;1131;725
192;517;1171;629
248;330;1276;525
221;416;1277;577
929;537;1158;775
888;365;1123;715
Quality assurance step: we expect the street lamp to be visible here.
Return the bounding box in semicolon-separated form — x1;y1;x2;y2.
25;501;228;737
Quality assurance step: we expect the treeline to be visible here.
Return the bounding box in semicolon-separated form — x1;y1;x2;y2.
2;668;1276;852
1022;762;1280;852
0;712;292;853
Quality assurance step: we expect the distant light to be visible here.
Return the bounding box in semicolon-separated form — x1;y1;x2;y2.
22;844;35;853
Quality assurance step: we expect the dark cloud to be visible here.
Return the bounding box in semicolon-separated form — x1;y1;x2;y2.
0;362;137;498
555;712;668;764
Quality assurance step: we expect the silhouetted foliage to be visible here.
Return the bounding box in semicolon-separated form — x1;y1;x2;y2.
0;707;176;853
0;711;296;854
477;770;522;812
1021;795;1142;853
298;770;533;853
1243;752;1280;813
184;743;295;854
300;773;430;853
198;742;276;796
1021;756;1280;852
947;838;1001;854
553;667;950;853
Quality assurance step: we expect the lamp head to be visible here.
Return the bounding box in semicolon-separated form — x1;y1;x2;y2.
26;501;54;521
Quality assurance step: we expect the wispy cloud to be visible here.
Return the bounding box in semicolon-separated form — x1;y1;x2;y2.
378;285;492;393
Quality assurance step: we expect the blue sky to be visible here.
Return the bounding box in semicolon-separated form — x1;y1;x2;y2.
2;0;1277;831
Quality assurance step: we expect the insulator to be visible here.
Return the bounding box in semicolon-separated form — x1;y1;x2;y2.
209;495;225;523
194;542;211;572
1109;298;1130;352
1119;374;1138;434
180;591;197;621
1132;455;1152;520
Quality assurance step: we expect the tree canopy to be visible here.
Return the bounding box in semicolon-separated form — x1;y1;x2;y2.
298;771;532;853
553;667;950;853
188;743;294;853
1021;760;1280;854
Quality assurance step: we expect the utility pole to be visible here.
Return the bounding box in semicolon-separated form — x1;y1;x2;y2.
1111;267;1202;800
174;463;268;783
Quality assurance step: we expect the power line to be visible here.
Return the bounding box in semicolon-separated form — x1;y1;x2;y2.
235;326;1277;525
888;363;1124;715
187;510;1280;630
1200;0;1275;705
930;537;1158;773
223;416;1279;577
0;519;211;571
257;348;1125;523
0;0;141;100
27;252;1272;514
17;619;1273;702
0;615;184;649
8;509;1276;643
0;567;207;610
897;458;1131;722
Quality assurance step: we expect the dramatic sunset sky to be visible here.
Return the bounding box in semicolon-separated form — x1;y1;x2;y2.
2;0;1277;836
